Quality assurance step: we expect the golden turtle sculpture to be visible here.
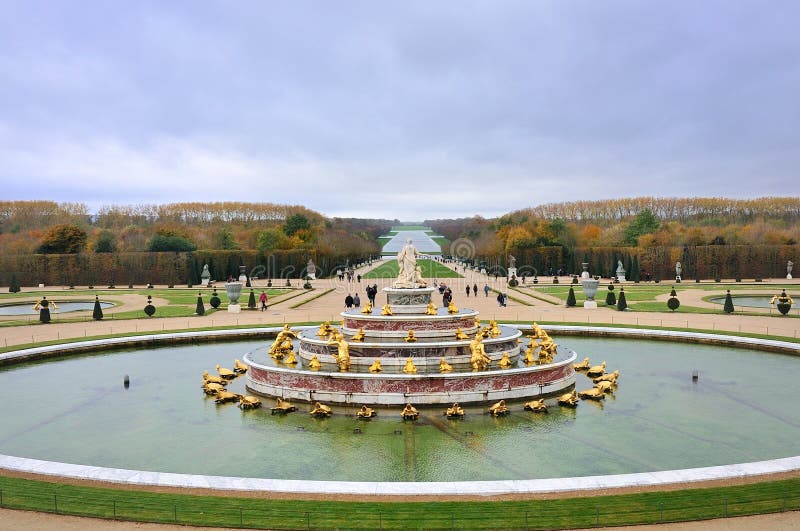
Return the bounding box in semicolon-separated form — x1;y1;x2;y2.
238;396;262;410
270;398;298;415
594;380;615;394
202;370;226;385
215;364;237;380
202;382;226;395
586;361;607;377
233;359;248;374
523;399;548;413
214;390;241;404
578;387;606;400
573;357;591;371
557;390;579;407
310;402;332;418
356;405;377;419
488;400;510;417
593;370;619;384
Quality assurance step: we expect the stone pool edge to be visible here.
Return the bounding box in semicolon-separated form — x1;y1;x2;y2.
1;325;798;496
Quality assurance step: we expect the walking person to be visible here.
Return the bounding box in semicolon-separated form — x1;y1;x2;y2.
345;293;354;309
473;283;478;296
484;284;490;297
353;293;361;308
466;285;471;297
496;292;504;307
259;290;268;311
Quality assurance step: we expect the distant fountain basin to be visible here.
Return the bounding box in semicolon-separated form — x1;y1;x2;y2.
0;301;114;316
708;295;774;308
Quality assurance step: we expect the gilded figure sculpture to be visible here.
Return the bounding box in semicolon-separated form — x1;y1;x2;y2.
522;347;536;365
202;382;225;395
425;301;437;315
202;370;226;385
214;390;241;404
439;357;453;372
593;370;619;384
454;328;469;340
316;321;333;337
469;333;491;371
357;405;377;419
351;328;366;341
594;380;615;394
404;330;418;342
381;304;393;316
578;386;605;400
401;403;419;420
361;301;373;314
369;358;382;373
498;352;513;368
489;320;501;337
216;364;237;380
445;402;465;418
233;359;248;373
238;396;262;410
327;337;351;371
283;350;297;365
447;300;459;313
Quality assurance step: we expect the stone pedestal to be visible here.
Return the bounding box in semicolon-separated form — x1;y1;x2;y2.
227;304;241;314
583;301;598;309
508;267;517;279
383;287;434;314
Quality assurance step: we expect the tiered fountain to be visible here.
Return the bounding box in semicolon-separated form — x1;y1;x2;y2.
245;240;576;405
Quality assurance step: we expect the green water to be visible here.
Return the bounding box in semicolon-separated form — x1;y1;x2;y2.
0;337;798;481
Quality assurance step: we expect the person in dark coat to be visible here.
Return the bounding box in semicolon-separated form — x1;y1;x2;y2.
466;285;471;297
473;283;478;296
345;294;354;308
353;293;361;307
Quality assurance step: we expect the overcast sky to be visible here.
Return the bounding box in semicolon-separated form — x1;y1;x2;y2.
1;1;798;220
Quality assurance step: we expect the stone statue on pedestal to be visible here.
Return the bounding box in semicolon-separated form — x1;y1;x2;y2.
394;239;423;288
307;259;316;280
788;260;793;280
200;264;211;286
675;261;682;282
616;260;626;282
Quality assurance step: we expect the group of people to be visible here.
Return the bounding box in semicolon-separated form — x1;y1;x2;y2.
344;293;361;309
337;270;361;283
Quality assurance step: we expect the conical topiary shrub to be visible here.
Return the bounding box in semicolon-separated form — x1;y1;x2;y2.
9;273;21;293
247;289;256;310
723;290;734;314
605;285;616;306
209;289;221;309
566;287;576;307
92;296;103;320
144;295;156;317
667;287;680;312
196;292;205;316
617;288;627;311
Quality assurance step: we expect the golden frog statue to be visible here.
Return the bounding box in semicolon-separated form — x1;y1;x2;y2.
309;402;332;417
307;355;322;370
573;357;591;371
404;330;418;342
351;328;366;341
316;321;333;337
439;357;453;372
369;358;383;373
445;402;465;418
401;403;419;420
489;319;502;337
402;357;418;374
454;328;469;340
356;405;377;419
270;397;297;414
523;399;548;413
284;350;298;365
425;301;437;315
557;390;579;407
381;304;393;315
361;301;373;314
447;300;459;314
487;400;510;416
586;361;606;377
474;317;480;329
522;347;537;365
498;352;513;369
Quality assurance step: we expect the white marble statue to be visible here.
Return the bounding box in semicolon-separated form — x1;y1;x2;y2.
788;260;794;280
394;239;421;288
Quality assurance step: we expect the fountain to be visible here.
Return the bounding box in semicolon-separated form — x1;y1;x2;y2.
245;240;576;405
580;262;600;309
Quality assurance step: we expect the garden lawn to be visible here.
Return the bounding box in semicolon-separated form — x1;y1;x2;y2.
363;259;461;279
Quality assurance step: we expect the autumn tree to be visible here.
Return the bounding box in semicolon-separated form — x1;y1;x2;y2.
37;224;87;254
623;209;660;245
93;230;117;253
284;214;310;236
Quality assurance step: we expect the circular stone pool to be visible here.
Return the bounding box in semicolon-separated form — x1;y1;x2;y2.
0;301;114;316
708;295;782;309
1;331;799;483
